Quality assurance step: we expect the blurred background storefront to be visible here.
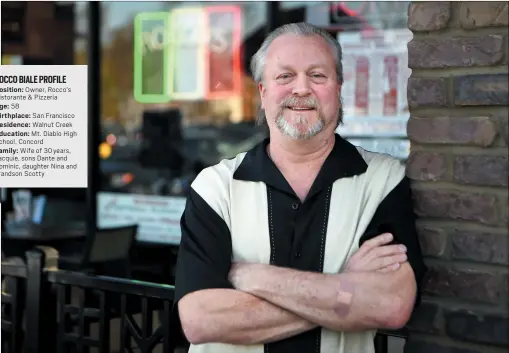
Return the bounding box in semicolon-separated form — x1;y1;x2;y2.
1;0;412;246
2;4;507;353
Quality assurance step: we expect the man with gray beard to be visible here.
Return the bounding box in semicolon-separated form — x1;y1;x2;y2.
275;96;325;140
174;22;426;353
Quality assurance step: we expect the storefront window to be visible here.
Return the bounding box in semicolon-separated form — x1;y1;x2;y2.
97;2;412;245
298;1;412;159
329;1;412;160
97;2;269;244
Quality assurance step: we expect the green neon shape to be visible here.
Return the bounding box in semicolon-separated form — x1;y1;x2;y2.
133;12;171;104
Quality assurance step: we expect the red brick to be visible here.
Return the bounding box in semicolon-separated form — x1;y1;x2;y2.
407;152;448;182
423;266;508;305
407;117;497;147
408;2;451;32
453;155;508;186
459;2;509;29
454;74;509;106
412;189;499;225
451;230;509;265
445;310;509;347
408;35;504;69
417;226;448;258
408;78;448;108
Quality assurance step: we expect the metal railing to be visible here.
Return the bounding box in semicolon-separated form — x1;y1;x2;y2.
1;258;27;353
48;271;177;353
2;249;178;353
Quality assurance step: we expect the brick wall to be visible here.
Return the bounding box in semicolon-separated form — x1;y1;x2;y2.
405;2;508;353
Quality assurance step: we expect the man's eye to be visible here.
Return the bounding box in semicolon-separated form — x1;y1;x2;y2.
277;74;291;79
311;74;325;78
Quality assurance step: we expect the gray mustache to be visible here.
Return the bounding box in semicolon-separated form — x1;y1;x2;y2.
280;96;317;109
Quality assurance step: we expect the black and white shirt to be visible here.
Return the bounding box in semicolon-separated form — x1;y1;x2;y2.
175;134;426;353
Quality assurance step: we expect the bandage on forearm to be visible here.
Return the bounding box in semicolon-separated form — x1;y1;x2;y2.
334;279;354;316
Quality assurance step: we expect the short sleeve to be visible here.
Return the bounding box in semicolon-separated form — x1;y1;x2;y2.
359;176;427;306
174;187;234;305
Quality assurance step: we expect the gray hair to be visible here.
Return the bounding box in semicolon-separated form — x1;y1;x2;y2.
250;23;344;127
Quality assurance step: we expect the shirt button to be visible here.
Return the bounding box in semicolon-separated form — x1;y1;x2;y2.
292;203;299;210
294;252;301;258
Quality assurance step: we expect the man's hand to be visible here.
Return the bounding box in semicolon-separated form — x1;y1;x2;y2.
344;233;407;273
229;233;408;290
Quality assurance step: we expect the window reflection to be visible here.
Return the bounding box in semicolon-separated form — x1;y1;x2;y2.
99;2;268;199
97;2;412;244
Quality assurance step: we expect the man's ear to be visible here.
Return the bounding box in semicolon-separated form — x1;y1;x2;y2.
258;82;266;109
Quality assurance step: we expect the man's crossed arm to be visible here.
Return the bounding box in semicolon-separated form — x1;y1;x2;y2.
178;233;416;345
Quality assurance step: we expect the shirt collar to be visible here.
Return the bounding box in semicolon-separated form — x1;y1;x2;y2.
234;134;367;200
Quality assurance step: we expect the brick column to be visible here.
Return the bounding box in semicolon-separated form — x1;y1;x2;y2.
405;2;508;353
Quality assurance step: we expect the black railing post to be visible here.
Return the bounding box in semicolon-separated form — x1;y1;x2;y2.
1;257;27;353
86;1;101;244
9;278;25;353
374;333;388;353
24;249;46;353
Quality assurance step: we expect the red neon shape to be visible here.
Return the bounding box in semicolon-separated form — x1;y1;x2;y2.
204;5;242;100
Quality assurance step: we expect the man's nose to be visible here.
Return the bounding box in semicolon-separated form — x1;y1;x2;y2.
291;75;311;96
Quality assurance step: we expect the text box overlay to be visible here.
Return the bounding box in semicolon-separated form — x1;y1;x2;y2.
0;65;88;187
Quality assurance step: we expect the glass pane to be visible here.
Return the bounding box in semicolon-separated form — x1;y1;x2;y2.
303;1;412;160
98;2;267;244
